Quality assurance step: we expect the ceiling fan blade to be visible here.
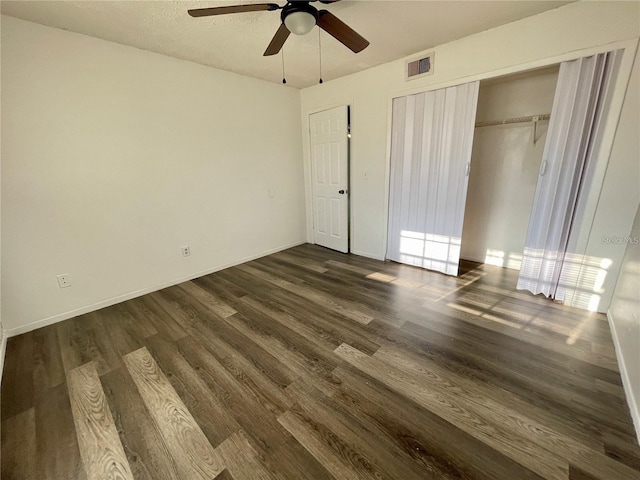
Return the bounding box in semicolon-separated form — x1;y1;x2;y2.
317;10;369;53
264;23;291;56
188;3;280;18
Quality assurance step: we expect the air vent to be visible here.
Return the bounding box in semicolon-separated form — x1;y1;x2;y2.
406;52;434;81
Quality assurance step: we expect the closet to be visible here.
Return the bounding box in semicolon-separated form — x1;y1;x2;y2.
460;67;559;271
387;49;623;312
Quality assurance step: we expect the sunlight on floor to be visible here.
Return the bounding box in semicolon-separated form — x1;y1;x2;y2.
447;302;524;329
369;242;612;347
443;279;600;345
366;272;396;283
566;316;591;345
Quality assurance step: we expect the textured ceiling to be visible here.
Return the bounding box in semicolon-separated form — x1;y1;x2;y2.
1;1;572;88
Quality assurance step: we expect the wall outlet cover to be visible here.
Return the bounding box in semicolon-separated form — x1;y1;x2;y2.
56;274;71;288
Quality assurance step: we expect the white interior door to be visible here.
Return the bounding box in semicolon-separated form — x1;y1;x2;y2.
310;106;349;253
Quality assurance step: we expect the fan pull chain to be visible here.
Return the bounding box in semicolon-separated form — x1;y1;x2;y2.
318;29;323;84
281;48;287;84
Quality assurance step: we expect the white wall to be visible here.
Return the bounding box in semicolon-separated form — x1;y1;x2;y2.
0;15;5;379
608;204;640;444
300;1;640;312
1;16;306;335
461;69;558;269
606;42;640;442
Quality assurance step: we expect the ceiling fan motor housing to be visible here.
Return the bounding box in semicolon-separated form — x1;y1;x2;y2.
282;1;319;35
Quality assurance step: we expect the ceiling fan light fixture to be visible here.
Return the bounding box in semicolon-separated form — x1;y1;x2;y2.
284;11;317;35
188;1;370;58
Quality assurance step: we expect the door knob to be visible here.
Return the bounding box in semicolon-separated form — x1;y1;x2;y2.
338;189;346;194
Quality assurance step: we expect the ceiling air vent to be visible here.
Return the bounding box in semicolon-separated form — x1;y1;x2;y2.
406;52;434;81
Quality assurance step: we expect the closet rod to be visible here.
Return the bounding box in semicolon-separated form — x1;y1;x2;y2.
475;113;550;128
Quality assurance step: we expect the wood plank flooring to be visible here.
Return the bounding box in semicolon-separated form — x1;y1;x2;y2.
2;243;640;479
67;362;133;480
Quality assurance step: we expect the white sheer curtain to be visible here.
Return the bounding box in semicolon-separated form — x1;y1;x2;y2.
517;50;622;301
387;81;479;275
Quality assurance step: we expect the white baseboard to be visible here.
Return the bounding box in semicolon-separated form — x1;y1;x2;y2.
607;310;640;445
304;242;386;262
6;240;306;338
351;250;386;261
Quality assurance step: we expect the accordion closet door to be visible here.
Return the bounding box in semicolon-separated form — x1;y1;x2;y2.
517;50;622;308
387;81;479;275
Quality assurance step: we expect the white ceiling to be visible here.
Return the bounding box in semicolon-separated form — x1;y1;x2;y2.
1;0;572;88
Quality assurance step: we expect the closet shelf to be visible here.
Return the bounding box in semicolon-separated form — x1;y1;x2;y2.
475;113;550;128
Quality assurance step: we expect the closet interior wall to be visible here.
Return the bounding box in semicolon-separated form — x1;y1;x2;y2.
460;67;559;270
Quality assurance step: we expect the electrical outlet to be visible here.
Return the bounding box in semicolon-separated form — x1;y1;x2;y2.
181;245;191;257
56;274;71;288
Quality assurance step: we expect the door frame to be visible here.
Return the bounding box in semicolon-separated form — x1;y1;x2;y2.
303;102;354;252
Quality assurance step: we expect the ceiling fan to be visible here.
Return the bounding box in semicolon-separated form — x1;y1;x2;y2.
188;1;369;57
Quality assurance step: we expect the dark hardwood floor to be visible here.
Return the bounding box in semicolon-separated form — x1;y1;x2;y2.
2;244;640;479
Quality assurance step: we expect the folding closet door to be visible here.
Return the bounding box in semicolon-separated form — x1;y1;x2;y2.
387;81;479;275
517;50;622;304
